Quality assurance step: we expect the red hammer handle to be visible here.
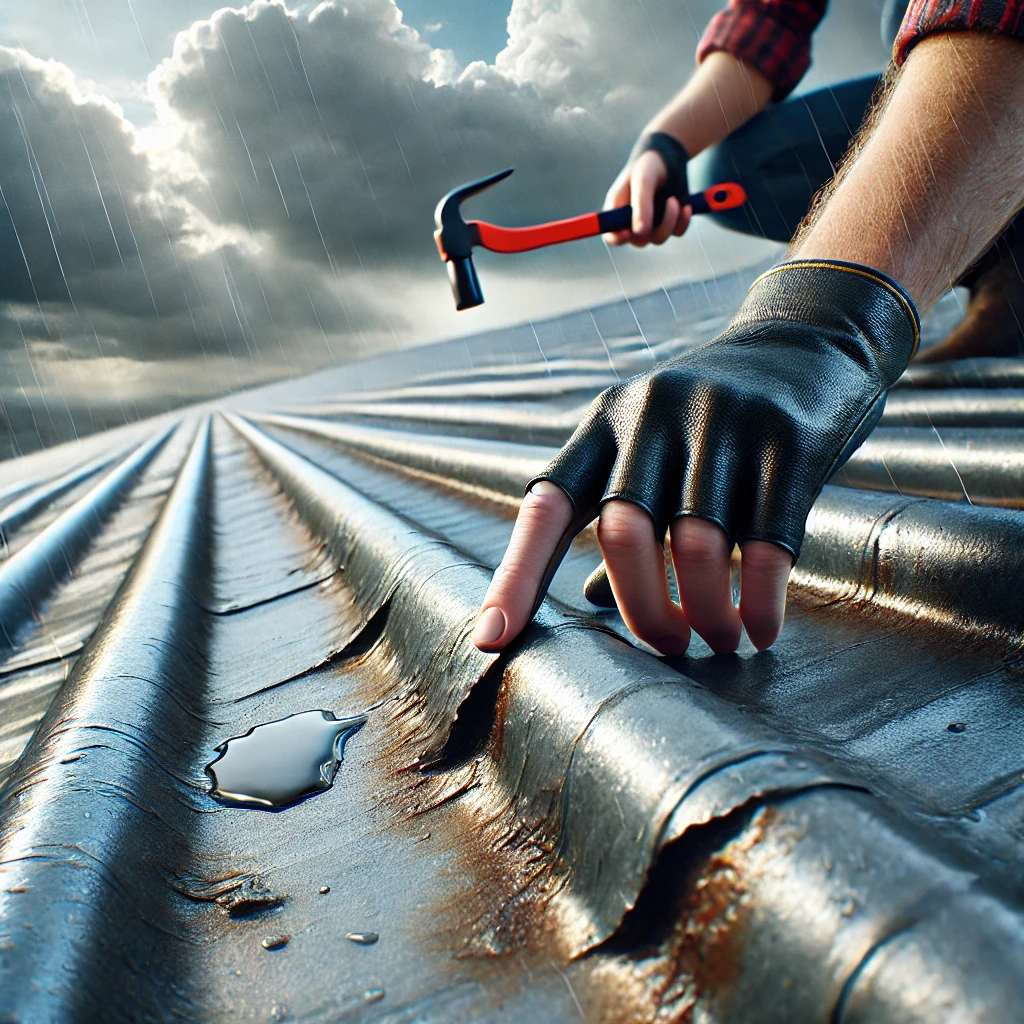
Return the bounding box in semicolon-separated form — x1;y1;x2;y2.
469;182;746;255
474;212;604;253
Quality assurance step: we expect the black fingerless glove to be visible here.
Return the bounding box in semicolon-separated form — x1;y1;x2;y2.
531;260;920;560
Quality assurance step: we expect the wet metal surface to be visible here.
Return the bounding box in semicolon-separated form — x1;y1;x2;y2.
896;357;1024;389
0;425;174;657
0;279;1022;1021
831;426;1024;506
0;446;123;545
880;388;1024;426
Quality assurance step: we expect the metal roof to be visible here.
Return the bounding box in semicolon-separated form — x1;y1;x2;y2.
1;267;1023;1022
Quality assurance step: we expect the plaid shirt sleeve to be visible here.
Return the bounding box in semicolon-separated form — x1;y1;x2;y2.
696;1;829;101
895;1;1024;64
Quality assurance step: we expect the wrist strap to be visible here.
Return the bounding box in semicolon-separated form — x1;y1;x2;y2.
630;131;690;200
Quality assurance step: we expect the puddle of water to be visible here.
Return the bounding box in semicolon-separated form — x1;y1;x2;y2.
206;710;367;809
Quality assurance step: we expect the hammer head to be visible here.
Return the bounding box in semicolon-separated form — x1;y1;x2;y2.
434;168;513;310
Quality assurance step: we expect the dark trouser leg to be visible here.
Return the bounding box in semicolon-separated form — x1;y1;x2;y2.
689;75;880;243
690;0;910;243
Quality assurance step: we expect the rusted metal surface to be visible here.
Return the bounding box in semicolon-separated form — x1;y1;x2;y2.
0;277;1022;1021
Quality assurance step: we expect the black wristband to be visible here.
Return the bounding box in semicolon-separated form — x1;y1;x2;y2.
629;131;690;201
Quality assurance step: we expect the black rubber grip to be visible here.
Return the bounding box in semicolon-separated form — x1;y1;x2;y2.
596;207;633;234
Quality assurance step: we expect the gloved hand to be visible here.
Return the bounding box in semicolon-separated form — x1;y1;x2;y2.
603;131;692;246
473;259;919;656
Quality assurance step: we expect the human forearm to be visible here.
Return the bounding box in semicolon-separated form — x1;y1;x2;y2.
645;51;773;158
603;51;774;244
794;32;1024;309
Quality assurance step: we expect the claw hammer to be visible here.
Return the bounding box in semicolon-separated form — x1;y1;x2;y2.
434;165;746;310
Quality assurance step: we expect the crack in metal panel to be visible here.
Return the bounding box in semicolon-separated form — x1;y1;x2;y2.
225;413;498;765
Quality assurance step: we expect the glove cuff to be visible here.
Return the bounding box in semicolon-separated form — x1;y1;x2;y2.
745;258;921;366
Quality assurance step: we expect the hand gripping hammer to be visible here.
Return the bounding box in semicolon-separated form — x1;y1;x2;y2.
434;138;746;310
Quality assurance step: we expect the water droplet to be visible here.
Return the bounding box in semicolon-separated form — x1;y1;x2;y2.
206;710;367;809
947;722;967;734
84;812;91;819
270;1004;291;1022
840;898;856;917
346;932;379;945
262;935;290;951
363;988;385;1004
319;886;330;894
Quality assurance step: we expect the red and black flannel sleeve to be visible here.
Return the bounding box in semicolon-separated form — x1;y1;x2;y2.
696;1;829;102
896;1;1024;64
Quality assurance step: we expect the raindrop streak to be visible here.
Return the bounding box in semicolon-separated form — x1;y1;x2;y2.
206;710;367;809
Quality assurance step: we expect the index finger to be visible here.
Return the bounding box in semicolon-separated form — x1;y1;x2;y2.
629;153;664;238
602;171;633;246
472;481;574;651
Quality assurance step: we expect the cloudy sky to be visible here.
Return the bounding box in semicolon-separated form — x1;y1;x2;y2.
0;0;892;452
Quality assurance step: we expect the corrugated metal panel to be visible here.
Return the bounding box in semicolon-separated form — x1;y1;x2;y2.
0;277;1022;1022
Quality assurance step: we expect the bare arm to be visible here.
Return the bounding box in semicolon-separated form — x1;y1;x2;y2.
606;52;773;245
645;51;774;160
795;32;1024;308
474;30;1024;657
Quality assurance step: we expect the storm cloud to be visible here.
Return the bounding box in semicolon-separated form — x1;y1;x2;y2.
0;0;891;454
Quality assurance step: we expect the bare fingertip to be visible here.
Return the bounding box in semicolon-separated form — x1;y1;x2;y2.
705;627;742;655
472;606;507;648
529;480;563;498
746;621;783;652
654;634;690;657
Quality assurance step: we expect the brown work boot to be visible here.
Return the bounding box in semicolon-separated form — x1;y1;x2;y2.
915;251;1024;363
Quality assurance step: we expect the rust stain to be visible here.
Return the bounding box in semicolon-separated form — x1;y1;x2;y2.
337;589;790;1024
591;807;780;1024
330;641;589;1018
350;646;572;959
662;808;780;1022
